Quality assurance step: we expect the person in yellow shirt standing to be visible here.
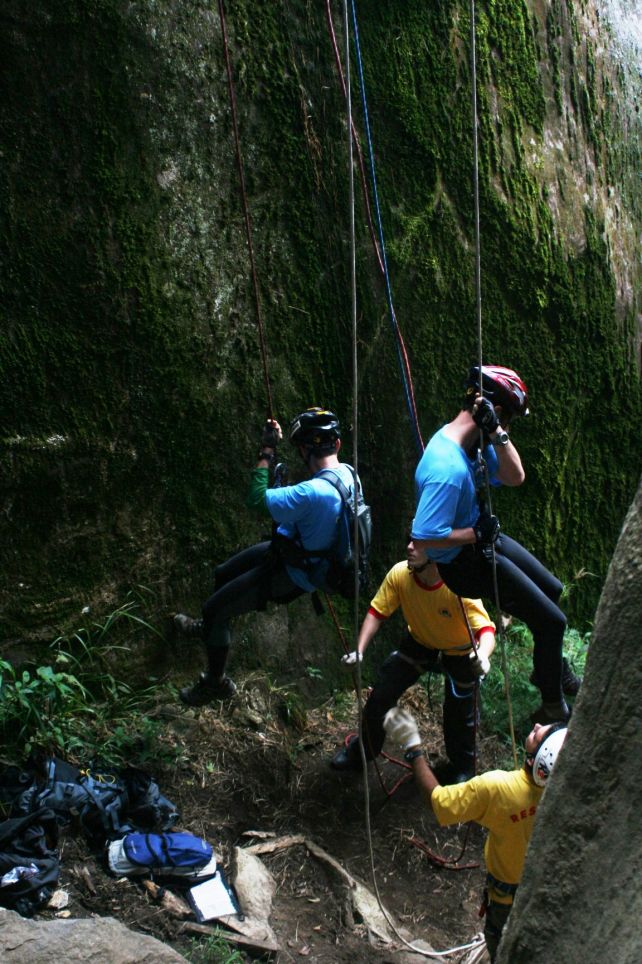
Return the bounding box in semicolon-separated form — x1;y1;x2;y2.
331;538;495;782
383;707;568;961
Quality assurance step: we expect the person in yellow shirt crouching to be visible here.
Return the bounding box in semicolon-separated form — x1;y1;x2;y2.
384;706;568;961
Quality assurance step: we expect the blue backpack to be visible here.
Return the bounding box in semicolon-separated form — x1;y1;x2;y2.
122;832;213;870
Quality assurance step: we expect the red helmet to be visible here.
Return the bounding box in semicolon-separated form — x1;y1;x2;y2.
465;365;529;417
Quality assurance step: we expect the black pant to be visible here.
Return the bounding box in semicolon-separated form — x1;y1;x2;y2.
200;542;305;671
484;900;511;961
437;535;566;703
357;634;478;773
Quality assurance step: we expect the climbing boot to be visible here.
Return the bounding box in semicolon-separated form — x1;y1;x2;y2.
530;699;570;727
173;613;204;639
530;657;582;697
330;736;362;772
179;672;237;706
434;761;474;785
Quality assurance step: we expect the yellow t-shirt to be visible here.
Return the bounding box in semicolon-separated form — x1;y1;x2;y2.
369;562;494;655
431;769;544;904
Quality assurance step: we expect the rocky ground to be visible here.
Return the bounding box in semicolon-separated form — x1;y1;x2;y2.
28;676;511;962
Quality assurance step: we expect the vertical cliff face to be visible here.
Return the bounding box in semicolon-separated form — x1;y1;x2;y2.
0;1;640;657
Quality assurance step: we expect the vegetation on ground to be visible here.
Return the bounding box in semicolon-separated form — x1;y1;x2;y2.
1;588;590;773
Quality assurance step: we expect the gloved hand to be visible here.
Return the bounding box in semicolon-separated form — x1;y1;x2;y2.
383;707;422;750
474;511;500;545
341;651;363;667
260;419;282;449
469;650;491;678
472;396;499;436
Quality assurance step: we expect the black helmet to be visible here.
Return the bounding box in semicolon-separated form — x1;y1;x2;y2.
289;407;341;455
465;365;529;417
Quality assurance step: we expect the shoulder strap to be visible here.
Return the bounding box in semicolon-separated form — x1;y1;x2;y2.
316;466;360;505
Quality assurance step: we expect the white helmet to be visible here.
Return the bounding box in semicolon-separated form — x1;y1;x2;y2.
532;725;568;787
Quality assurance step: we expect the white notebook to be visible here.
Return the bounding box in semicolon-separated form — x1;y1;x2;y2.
188;869;240;922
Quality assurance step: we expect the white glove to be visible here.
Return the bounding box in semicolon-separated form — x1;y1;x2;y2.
341;651;363;666
469;651;491;678
383;707;421;750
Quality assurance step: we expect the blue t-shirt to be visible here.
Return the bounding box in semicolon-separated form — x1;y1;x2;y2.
411;428;499;563
265;463;359;591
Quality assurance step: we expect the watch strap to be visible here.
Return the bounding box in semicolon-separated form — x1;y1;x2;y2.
403;747;425;763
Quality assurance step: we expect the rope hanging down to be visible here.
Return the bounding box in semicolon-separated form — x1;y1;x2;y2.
349;0;424;456
338;7;483;958
325;0;424;456
217;0;274;420
466;0;518;769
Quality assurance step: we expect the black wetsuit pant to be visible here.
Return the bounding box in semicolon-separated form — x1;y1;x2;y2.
437;535;566;703
484;900;512;961
354;633;479;775
200;542;305;677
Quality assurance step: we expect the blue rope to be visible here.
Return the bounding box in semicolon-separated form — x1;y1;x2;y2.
349;0;424;456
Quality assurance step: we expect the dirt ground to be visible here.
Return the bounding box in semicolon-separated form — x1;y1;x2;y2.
35;677;509;962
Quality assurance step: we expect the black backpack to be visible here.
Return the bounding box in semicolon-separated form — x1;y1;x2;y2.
275;466;372;599
10;757;179;844
0;808;60;917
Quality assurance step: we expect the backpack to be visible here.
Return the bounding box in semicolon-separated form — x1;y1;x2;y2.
0;808;60;917
275;466;372;599
11;757;179;844
107;831;214;878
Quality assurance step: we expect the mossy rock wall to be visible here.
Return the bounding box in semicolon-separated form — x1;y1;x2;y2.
1;1;640;669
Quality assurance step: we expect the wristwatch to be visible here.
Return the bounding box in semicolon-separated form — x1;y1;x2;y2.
403;747;425;763
491;430;509;447
257;449;276;465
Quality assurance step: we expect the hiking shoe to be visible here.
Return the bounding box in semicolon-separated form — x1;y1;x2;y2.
434;762;474;785
530;700;570;726
530;657;582;698
173;613;204;639
179;673;237;706
560;658;582;696
330;736;362;772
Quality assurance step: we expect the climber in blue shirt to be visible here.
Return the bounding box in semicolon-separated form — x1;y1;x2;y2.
412;365;581;725
173;407;363;705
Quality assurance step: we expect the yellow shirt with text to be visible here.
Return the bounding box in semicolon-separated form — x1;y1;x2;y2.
431;769;543;904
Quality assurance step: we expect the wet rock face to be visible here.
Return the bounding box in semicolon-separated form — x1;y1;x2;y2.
496;479;642;964
1;2;640;656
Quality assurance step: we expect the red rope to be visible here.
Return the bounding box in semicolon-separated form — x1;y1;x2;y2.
408;834;480;872
217;0;274;420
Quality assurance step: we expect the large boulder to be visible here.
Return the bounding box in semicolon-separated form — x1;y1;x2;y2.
0;907;186;962
497;478;642;963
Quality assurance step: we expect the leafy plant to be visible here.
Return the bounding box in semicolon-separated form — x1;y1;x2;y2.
0;591;175;766
0;659;89;752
